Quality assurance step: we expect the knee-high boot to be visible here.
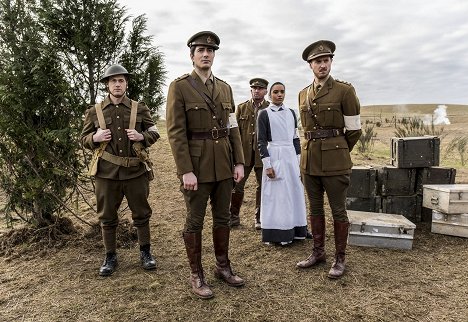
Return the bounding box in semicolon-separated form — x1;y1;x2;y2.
296;216;326;268
183;232;213;299
229;192;244;227
328;220;350;279
213;227;244;287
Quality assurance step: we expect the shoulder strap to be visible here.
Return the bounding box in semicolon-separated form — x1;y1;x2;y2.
186;76;225;128
95;103;106;129
129;100;138;130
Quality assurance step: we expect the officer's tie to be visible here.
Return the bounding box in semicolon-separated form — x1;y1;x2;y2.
206;78;214;96
315;84;322;96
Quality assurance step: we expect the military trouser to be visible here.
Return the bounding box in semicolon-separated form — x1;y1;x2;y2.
95;174;152;228
302;174;350;222
233;165;262;194
182;178;233;232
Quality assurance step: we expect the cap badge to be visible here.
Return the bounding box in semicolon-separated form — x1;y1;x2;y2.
207;36;212;44
318;45;324;51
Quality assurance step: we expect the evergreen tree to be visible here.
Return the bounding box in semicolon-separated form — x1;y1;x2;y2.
39;0;128;105
0;0;82;227
120;14;167;117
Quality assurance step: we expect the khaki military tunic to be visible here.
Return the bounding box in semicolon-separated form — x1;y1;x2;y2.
81;95;160;227
166;70;244;183
81;95;160;180
236;99;269;168
298;76;362;176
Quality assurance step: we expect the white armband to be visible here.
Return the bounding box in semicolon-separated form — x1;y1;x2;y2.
147;125;159;132
344;114;362;130
228;113;238;128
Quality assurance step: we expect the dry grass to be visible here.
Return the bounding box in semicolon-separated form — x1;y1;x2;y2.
1;105;468;321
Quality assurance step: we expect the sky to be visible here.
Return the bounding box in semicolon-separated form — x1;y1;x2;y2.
118;0;468;109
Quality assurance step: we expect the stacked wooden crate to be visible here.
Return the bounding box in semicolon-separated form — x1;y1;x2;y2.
422;184;468;238
347;136;456;223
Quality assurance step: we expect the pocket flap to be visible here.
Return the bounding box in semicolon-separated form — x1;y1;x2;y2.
185;102;208;111
321;138;348;151
222;102;233;110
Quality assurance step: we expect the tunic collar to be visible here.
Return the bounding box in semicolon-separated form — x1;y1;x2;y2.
102;95;131;109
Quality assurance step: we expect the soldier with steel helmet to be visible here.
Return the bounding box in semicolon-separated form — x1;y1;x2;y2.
81;64;160;276
296;40;362;279
166;31;245;299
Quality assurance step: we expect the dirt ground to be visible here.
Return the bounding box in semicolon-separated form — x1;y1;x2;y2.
1;106;468;322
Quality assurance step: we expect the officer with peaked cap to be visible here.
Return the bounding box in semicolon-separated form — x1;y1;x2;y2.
166;31;245;299
81;64;160;276
230;78;269;229
296;40;362;279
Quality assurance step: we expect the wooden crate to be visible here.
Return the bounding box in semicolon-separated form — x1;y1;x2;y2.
391;136;440;168
348;210;416;250
423;184;468;214
431;210;468;238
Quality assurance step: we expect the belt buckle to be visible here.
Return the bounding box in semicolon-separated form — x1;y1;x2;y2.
124;157;130;167
211;128;219;140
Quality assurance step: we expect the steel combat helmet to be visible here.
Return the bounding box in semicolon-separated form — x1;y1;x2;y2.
100;64;132;83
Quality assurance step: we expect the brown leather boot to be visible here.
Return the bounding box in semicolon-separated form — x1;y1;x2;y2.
254;190;261;230
296;216;326;268
213;227;245;287
328;220;350;279
229;192;244;227
183;232;214;299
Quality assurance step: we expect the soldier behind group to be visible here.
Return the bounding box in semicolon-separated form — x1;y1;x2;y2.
296;40;362;279
230;78;269;229
166;31;245;299
81;64;160;276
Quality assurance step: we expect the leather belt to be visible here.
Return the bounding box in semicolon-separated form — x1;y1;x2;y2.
101;151;141;167
304;128;344;140
188;128;230;140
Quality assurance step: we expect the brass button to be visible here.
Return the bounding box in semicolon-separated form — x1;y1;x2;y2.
195;106;198;110
115;105;118;108
118;138;122;141
312;139;316;142
118;127;121;130
313;103;317;106
215;140;219;144
336;145;339;148
313;127;316;130
117;116;120;119
213;116;216;119
252;131;255;135
328;108;331;110
119;150;123;153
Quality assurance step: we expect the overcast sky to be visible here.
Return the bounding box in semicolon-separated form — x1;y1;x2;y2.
119;0;468;109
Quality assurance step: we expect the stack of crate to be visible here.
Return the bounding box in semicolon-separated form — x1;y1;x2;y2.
422;184;468;238
347;136;456;223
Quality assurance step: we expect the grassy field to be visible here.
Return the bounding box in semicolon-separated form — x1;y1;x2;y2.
0;104;467;321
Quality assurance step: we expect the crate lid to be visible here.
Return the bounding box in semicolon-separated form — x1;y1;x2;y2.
348;210;416;229
423;184;468;192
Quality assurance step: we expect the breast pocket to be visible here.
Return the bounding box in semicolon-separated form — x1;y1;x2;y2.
94;117;113;130
317;103;343;127
123;115;143;130
185;102;210;129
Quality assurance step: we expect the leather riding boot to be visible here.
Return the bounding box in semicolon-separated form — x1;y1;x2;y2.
99;252;118;276
140;244;157;270
328;220;350;279
255;190;261;230
296;216;326;268
229;192;244;227
213;227;245;287
183;232;213;299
